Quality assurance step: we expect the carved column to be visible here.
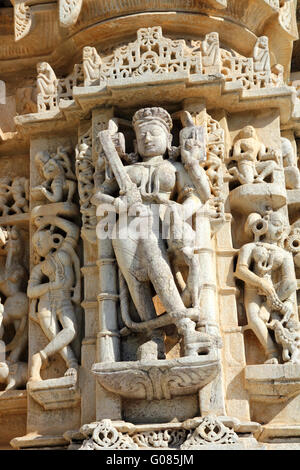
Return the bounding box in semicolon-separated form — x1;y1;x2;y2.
183;99;226;416
92;108;122;421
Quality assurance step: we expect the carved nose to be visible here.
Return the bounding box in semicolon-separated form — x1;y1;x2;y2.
145;132;152;142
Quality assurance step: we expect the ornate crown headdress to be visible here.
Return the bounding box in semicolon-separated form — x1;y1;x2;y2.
132;107;173;132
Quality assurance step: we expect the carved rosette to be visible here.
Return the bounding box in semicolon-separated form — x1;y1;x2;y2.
14;2;32;42
78;417;241;450
79;420;138;450
181;416;239;449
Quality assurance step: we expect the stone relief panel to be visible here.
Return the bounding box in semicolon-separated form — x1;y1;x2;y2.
0;226;29;390
28;146;81;385
35;27;285;114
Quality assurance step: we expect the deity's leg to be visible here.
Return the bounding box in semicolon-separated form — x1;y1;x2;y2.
41;300;78;370
244;288;278;362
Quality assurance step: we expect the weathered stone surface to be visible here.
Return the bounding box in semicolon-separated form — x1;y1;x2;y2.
0;1;300;451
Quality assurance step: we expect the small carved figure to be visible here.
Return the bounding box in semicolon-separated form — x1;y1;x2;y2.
83;47;102;86
0;226;28;364
0;361;28;391
235;211;297;364
227;126;279;185
36;62;57;97
253;36;271;72
268;319;300;364
32;149;76;203
202;32;221;72
28;215;81;382
281;137;300;189
10;177;29;214
0;177;12;216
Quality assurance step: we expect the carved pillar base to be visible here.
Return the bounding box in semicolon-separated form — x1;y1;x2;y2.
75;416;263;450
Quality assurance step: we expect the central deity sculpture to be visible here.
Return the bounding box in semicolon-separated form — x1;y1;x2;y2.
94;107;220;358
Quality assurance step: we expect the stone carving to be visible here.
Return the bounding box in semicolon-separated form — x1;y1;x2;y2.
281;137;300;189
0;361;28;391
14;2;32;42
83;47;102;86
34;28;287;115
37;62;58;112
0;177;29;217
0;226;28;365
253;37;271;73
93;355;220;400
28;212;81;382
79;420;138;450
181;416;239;448
32;148;76;203
235;211;297;364
227;126;280;186
133;429;187;449
75;137;97;242
94;107;220;358
268;319;300;364
201;32;221;75
59;0;83;28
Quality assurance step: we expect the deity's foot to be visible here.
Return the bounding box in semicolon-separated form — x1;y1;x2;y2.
264;355;279;365
28;352;43;382
64;363;78;381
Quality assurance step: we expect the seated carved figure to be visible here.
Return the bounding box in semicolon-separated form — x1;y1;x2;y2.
28;215;81;382
227;126;280;186
235;211;297;364
93;107;217;357
253;36;271;72
36;62;57;97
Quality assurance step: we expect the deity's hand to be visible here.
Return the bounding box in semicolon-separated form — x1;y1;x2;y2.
180;111;206;165
258;278;278;299
71;286;81;305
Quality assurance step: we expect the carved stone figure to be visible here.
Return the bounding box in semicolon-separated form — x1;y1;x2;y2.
281;137;300;189
202;32;221;74
0;361;28;391
227;126;280;185
253;36;271;72
32;148;76;203
83;47;102;86
0;177;12;216
10;177;29;214
94;107;215;357
268;319;300;364
235;211;297;363
36;62;58;111
0;226;28;364
28;215;81;382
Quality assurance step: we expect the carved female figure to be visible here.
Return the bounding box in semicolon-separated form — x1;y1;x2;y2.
0;226;28;363
94;107;214;355
235;211;297;363
28;215;81;382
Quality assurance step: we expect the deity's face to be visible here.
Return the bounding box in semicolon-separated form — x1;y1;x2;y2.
208;33;218;43
33;231;53;257
135;121;169;158
259;37;268;48
241;126;256;139
266;214;284;242
43;158;61;178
